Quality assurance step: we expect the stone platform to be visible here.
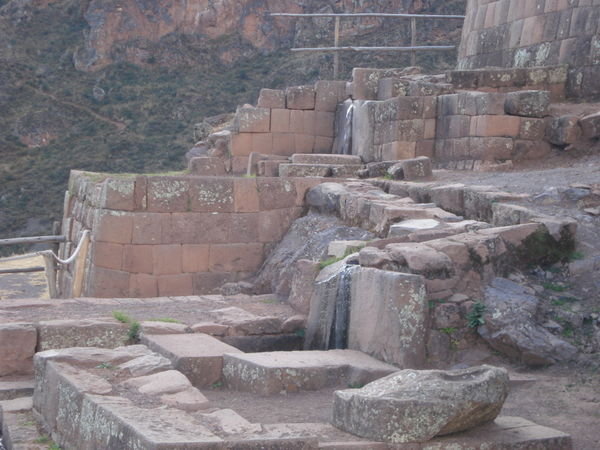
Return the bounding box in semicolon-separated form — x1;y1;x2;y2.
222;350;398;395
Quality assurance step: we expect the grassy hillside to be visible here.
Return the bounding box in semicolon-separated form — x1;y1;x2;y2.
0;0;465;250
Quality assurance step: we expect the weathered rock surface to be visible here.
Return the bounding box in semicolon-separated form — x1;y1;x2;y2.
253;212;373;297
478;278;578;366
332;365;509;443
0;322;37;376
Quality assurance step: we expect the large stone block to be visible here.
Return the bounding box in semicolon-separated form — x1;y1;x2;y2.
141;333;242;387
235;106;271;132
504;90;550;117
37;319;129;351
348;268;427;367
580;111;600;139
222;350;398;395
94;210;133;244
315;80;347;112
546;115;582;146
257;88;285;109
0;323;37;376
209;243;264;273
146;177;191;213
286;85;316;110
188;178;234;213
332;365;509;443
187;156;226;176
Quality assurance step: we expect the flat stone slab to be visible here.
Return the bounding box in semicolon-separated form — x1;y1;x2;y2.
0;377;34;400
141;333;243;387
222;350;398;395
37;318;129;351
292;154;363;165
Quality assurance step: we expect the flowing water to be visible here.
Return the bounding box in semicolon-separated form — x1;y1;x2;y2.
332;99;354;155
329;264;357;349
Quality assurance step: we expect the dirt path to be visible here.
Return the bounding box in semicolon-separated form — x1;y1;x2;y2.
0;254;48;300
25;85;127;131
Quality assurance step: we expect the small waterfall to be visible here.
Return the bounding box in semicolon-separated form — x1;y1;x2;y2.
329;264;357;349
332;99;354;155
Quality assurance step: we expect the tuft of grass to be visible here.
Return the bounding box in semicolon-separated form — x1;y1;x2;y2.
569;251;584;261
319;247;360;270
211;381;223;389
147;317;181;324
260;298;279;304
127;321;141;342
34;436;51;444
96;362;114;370
50;444;62;450
295;328;306;338
113;311;132;324
466;302;486;328
347;382;364;389
542;282;569;293
440;327;457;335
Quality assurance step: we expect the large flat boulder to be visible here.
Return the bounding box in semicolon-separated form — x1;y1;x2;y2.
478;278;577;366
332;365;509;443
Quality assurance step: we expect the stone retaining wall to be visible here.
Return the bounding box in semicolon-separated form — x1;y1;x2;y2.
458;0;600;99
59;171;324;298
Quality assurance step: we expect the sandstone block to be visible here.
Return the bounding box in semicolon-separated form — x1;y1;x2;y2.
181;244;210;272
188;156;226;176
124;369;192;395
272;133;295;156
140;321;189;335
146;177;190;213
209;243;264;273
87;266;131;297
153;244;182;275
257;88;285;109
315;80;347;112
518;117;546;140
270;108;291;133
117;354;173;376
472;115;521;137
157;273;193;296
401;156;433;180
188;178;234;213
141;333;242;387
122;244;154;274
251;132;273;154
231;132;253;156
279;163;331;178
94;211;133;244
257;160;283;177
332;365;509;443
236;106;271;132
98;177;136;211
257;178;297;210
92;241;124;270
286;85;316;110
0;323;37;376
377;77;409;99
504;90;550;117
132;213;165;245
294;133;315;153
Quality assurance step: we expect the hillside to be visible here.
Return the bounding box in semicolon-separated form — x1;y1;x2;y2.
0;0;465;249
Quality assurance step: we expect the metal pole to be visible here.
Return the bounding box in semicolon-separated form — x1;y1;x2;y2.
333;16;341;79
411;17;417;66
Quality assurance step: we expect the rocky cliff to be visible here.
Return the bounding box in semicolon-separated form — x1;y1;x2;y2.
0;0;465;244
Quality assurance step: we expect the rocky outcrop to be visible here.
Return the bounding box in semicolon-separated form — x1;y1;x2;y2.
332;365;509;443
478;278;578;366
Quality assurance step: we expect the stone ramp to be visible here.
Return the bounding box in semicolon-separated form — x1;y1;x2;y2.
222;350;398;395
141;333;243;388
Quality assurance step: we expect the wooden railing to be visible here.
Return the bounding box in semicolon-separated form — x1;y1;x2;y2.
271;12;465;78
0;230;90;298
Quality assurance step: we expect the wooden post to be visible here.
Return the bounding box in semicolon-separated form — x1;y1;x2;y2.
71;233;90;297
41;252;58;299
410;17;417;66
333;16;341;79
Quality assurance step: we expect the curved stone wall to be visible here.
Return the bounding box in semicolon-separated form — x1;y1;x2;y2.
457;0;600;98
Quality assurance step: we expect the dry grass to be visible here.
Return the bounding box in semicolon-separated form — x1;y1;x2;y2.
0;253;50;300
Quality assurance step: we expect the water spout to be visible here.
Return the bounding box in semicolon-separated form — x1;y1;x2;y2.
329;264;357;349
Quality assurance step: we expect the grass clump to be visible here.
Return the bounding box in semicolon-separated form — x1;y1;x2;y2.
542;282;569;293
147;317;181;323
112;311;132;323
467;302;486;328
440;327;457;335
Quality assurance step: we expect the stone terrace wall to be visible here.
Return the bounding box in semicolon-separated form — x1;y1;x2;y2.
458;0;600;99
59;171;324;298
228;81;348;173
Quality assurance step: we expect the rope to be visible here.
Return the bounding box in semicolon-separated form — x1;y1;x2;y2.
37;230;90;266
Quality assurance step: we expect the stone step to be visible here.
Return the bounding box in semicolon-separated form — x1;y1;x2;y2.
0;410;49;450
141;333;243;388
291;154;363;165
222;349;398;395
0;378;34;401
0;396;33;414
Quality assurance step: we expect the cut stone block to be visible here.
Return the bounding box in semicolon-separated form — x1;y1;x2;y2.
389;219;441;237
141;333;242;387
207;306;283;336
286;85;316;110
504;90;550;118
279;163;332;178
188;156;226;176
291;154;363;165
330;165;364;178
257;88;286;109
349;268;427;367
332;365;509;443
0;323;37;376
236;106;271;133
36;319;129;352
222;349;398;395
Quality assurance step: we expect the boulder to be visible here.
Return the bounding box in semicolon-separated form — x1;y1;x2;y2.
546;115;582;146
580;111;600;139
504;90;550;117
332;365;509;443
478;278;577;366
